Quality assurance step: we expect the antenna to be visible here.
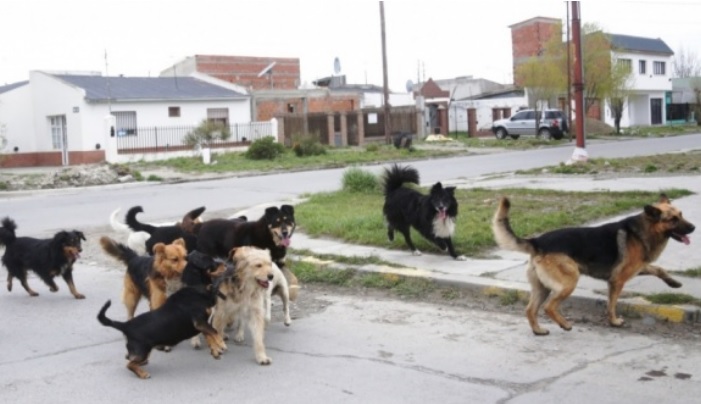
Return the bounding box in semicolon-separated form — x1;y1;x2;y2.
257;62;277;77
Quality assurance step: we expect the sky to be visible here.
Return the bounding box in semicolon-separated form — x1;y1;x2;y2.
2;0;701;92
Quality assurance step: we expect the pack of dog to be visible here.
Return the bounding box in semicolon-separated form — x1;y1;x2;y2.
382;164;465;260
1;217;86;299
97;258;234;379
492;194;695;335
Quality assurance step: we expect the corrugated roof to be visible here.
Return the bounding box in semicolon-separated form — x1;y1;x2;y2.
0;80;29;95
609;34;673;55
52;74;247;102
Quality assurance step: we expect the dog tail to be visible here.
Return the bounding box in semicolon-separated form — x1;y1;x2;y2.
97;300;127;332
100;236;139;265
491;197;536;255
0;217;17;246
180;206;206;234
109;208;132;234
382;164;419;196
125;206;157;234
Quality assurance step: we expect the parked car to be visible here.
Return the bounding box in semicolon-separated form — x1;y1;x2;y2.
491;108;568;140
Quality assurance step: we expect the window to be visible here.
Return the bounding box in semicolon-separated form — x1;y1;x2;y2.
653;61;666;75
168;107;180;117
49;115;66;150
639;60;647;75
207;108;229;126
112;111;138;136
511;111;529;120
617;58;632;73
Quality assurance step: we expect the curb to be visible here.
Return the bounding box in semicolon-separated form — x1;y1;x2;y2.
295;256;701;325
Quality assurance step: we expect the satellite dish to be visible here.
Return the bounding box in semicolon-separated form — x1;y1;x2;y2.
405;79;414;93
334;57;341;75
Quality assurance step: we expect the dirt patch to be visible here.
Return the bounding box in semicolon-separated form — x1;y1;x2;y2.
0;164;138;191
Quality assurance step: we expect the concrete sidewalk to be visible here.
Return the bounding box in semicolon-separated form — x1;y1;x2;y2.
233;173;701;325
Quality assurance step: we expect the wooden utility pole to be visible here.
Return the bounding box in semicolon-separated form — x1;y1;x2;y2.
570;1;588;162
380;1;392;144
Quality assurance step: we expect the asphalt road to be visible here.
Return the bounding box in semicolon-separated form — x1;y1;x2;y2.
1;134;701;403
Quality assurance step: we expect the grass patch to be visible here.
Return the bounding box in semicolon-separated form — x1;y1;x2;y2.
459;137;570;150
676;267;701;278
291;249;401;268
645;293;701;306
146;174;163;181
134;144;465;174
295;187;692;257
518;151;701;176
594;123;701;138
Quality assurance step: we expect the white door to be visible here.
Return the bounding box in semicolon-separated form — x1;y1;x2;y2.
50;115;68;165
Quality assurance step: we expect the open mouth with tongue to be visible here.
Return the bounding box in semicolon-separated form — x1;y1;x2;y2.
256;278;270;289
280;236;291;247
671;233;692;245
437;208;447;221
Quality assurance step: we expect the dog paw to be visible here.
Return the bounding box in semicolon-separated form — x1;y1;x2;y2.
190;336;202;349
234;335;245;344
609;317;625;327
284;317;292;326
50;287;58;292
257;356;272;365
73;293;86;299
412;250;422;256
454;255;467;261
532;328;550;336
29;291;39;297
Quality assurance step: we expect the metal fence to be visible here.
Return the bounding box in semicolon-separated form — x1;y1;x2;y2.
116;121;273;154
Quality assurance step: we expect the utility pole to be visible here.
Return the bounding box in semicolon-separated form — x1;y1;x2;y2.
570;1;588;163
380;1;392;144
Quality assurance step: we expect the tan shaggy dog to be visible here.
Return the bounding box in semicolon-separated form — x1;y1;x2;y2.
100;237;188;319
492;194;694;335
212;246;275;365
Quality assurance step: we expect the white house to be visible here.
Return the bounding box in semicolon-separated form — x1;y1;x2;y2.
603;34;674;128
0;71;257;167
449;87;527;134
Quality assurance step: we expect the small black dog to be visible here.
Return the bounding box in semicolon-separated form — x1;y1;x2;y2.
125;205;204;254
0;217;86;298
97;260;233;379
382;164;465;260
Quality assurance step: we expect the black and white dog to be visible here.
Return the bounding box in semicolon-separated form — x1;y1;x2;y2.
382;164;465;260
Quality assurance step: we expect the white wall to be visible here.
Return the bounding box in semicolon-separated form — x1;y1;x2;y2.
615;51;673;92
0;83;34;154
449;96;528;132
361;92;415;108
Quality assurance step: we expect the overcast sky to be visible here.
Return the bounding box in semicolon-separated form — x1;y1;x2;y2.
2;0;700;92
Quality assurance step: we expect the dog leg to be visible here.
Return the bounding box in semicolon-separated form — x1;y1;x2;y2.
275;283;292;327
526;264;551;336
18;275;39;297
387;225;395;242
442;238;466;261
248;308;271;365
265;287;273;324
195;319;226;359
190;335;202;349
537;257;578;332
122;277;141;319
607;261;642;327
398;228;421;255
234;317;245;343
6;273;13;292
62;272;85;299
638;264;683;288
127;357;150;379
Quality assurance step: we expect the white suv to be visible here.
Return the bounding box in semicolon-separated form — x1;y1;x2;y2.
491;109;568;140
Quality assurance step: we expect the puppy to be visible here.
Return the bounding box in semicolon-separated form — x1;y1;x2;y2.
125;206;204;254
212;247;275;365
1;217;86;298
382;164;465;260
100;236;187;319
97;263;233;379
492;194;695;335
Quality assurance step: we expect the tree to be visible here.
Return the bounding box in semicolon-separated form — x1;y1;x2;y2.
515;56;566;131
673;46;701;78
607;57;634;134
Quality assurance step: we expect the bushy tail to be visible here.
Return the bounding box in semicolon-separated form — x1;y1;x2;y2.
0;217;17;246
97;300;127;332
491;197;536;255
100;236;139;265
180;206;206;233
125;206;157;234
382;164;419;196
109;208;132;234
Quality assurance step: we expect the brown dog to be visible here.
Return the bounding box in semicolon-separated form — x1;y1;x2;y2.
492;194;695;335
100;237;188;319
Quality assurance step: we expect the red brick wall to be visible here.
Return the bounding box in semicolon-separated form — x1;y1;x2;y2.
255;95;359;121
511;18;561;86
0;151;105;168
195;55;300;91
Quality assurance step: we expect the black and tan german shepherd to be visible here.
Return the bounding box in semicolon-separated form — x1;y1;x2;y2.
492;194;694;335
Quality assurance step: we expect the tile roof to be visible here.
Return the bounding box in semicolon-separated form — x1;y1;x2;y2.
609;34;673;55
0;80;29;95
52;74;247;102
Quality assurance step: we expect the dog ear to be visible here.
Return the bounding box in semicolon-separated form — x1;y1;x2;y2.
430;182;444;193
54;231;69;243
173;238;186;248
265;207;280;217
444;186;456;196
152;243;166;255
281;205;295;216
658;193;671;204
75;231;86;241
644;205;663;221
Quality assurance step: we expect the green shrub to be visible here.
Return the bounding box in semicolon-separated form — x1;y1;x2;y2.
365;143;380;152
342;167;379;193
245;136;286;160
183;119;231;147
292;134;326;157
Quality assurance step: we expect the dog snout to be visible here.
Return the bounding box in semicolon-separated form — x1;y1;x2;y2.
267;273;274;281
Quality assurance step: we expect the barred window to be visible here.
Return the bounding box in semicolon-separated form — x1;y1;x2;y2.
207;108;229;126
639;60;647;75
112;111;138;136
618;58;632;73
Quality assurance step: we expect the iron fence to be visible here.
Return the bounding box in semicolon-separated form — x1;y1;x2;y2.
116;121;273;154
